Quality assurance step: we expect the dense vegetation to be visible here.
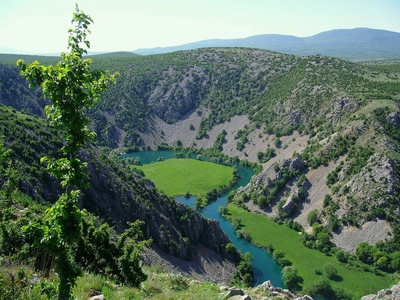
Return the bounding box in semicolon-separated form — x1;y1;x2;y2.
1;39;400;299
2;49;399;153
0;101;238;298
226;204;395;299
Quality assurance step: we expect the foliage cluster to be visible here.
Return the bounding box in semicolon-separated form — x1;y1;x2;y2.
0;185;150;299
242;162;302;213
231;252;254;288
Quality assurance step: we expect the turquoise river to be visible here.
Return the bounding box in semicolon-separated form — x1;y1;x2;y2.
124;150;284;287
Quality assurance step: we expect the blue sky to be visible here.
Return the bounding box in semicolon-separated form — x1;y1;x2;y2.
1;0;399;54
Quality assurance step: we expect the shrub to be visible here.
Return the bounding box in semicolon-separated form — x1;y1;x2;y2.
323;194;332;207
335;250;347;263
317;232;330;245
231;218;243;230
356;242;375;264
274;138;282;147
226;243;237;255
282;266;302;291
256;195;267;208
324;262;338;280
231;253;253;287
307;209;319;225
218;206;228;216
314;268;323;275
166;275;188;291
237;229;252;242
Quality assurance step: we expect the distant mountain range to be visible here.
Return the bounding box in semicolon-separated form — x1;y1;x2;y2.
1;28;399;61
133;28;400;61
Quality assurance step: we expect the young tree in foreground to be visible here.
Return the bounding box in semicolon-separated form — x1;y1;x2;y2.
17;5;118;300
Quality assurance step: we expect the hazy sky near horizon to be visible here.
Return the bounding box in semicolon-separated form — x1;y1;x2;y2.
1;0;399;54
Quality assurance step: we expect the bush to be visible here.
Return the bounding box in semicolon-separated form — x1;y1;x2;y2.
231;253;253;287
335;250;348;263
282;266;302;291
274;138;282;147
323;194;332;207
324;262;338;280
317;232;330;245
272;250;292;266
256;195;267;208
305;278;352;299
226;243;237;255
314;268;323;275
307;209;319;225
218;206;228;216
237;229;252;241
356;242;375;264
231;218;243;230
170;276;189;291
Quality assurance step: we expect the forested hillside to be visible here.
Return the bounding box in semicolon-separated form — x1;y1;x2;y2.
1;48;400;297
0;104;237;284
1;48;400;245
2;49;399;150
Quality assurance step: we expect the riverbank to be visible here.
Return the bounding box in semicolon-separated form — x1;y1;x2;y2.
227;204;394;298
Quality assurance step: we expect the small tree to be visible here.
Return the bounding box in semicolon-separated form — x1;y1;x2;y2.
232;252;253;287
0;137;11;168
282;266;302;291
317;232;330;245
17;5;118;300
256;195;267;208
0;137;17;203
356;242;375;264
225;243;237;255
307;209;319;225
324;262;338;279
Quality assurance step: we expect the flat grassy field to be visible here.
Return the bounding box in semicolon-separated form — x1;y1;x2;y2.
227;204;394;298
135;158;233;197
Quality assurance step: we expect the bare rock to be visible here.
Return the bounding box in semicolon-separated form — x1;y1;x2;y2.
220;288;244;300
258;280;272;292
88;295;105;300
387;112;400;128
290;155;306;171
229;295;251;300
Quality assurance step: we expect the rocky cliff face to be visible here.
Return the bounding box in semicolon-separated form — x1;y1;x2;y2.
148;65;209;123
0;64;48;116
0;103;237;283
82;148;231;260
335;153;397;225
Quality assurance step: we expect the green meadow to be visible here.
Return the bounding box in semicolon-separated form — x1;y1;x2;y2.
227;204;394;298
135;158;233;197
134;157;394;297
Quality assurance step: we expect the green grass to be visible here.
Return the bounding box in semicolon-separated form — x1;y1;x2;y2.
2;263;274;299
135;158;234;197
360;99;399;115
227;204;395;298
